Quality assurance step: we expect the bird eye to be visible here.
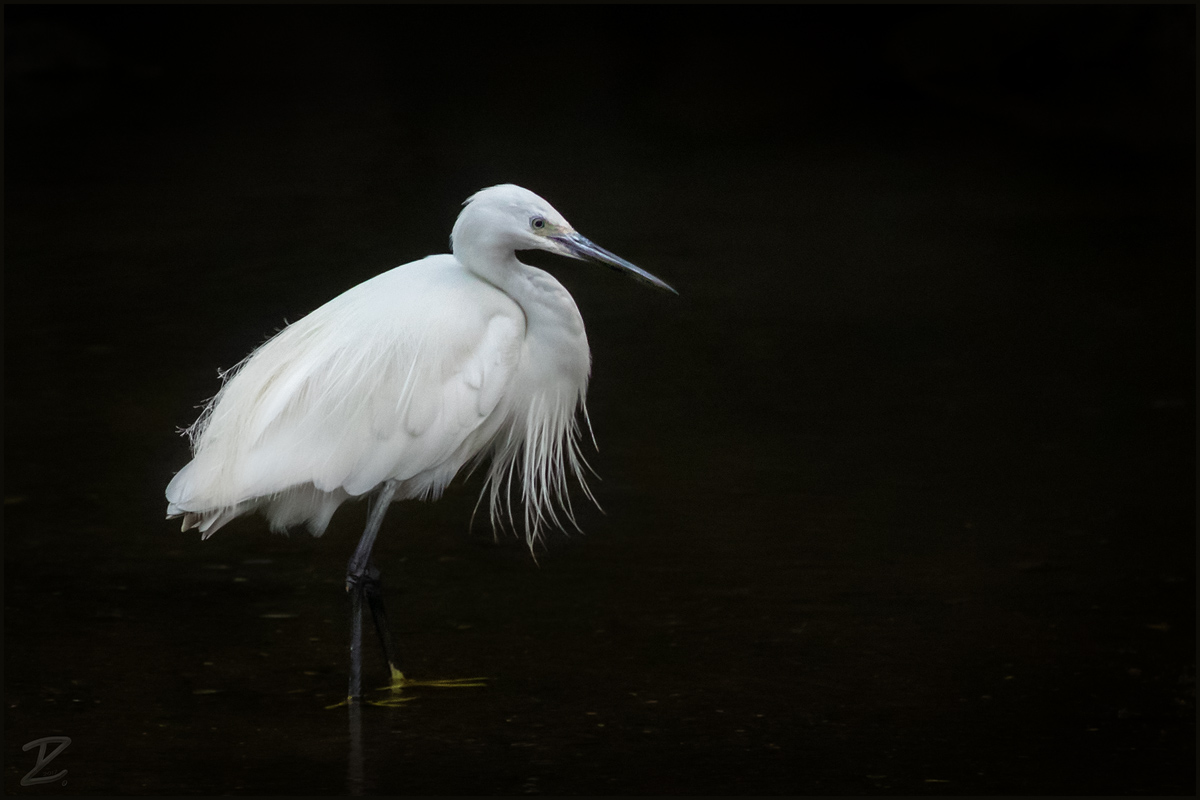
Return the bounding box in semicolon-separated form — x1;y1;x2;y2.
531;216;547;231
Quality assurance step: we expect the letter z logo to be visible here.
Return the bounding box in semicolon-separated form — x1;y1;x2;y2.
21;736;71;786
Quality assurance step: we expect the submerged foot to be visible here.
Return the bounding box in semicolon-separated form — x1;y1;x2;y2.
371;665;487;706
327;666;488;709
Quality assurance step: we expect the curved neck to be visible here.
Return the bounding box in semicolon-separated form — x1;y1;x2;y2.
451;209;584;339
453;231;522;292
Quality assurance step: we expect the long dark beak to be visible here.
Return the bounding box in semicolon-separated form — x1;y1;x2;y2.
555;232;678;295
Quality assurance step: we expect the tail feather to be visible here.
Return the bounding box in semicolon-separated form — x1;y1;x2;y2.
174;508;241;539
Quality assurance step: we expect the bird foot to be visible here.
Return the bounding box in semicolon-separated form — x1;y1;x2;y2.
324;685;418;710
326;666;487;710
376;665;488;695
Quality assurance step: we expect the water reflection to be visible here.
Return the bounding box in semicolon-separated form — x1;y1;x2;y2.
347;704;363;795
343;670;489;794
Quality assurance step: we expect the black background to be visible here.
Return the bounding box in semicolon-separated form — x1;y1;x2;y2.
5;5;1194;795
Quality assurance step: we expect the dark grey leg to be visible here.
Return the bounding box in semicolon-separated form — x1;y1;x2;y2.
364;566;400;676
346;480;399;703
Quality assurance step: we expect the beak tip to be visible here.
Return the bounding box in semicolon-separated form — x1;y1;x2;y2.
558;232;677;296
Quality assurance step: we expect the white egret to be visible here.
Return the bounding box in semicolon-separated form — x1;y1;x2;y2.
165;184;676;703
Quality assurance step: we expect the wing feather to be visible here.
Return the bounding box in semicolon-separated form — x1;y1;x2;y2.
166;255;526;529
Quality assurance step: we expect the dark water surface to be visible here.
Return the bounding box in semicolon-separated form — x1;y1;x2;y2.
5;7;1194;795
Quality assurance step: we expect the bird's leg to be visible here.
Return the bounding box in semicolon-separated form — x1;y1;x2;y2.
347;584;366;704
363;561;404;688
343;479;487;707
346;480;398;705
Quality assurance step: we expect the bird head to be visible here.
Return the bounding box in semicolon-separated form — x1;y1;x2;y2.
451;184;677;294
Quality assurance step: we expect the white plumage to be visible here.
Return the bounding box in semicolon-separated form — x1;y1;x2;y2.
166;184;674;550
